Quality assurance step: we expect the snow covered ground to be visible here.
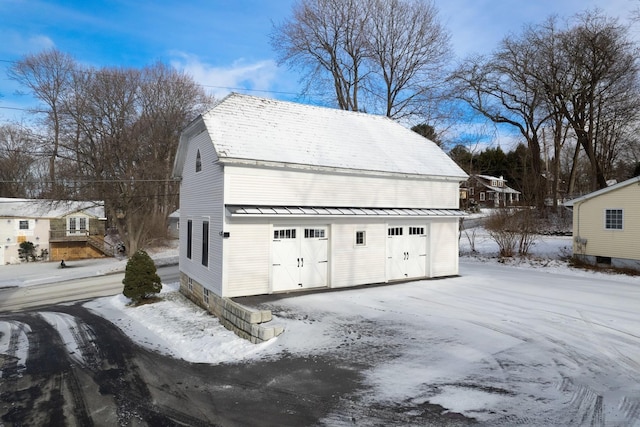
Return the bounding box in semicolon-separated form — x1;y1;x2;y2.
3;231;640;425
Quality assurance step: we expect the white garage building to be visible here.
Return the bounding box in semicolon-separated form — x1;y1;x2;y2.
172;93;468;299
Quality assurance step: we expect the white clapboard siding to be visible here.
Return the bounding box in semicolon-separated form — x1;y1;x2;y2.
222;221;271;297
224;166;460;209
330;221;388;288
178;129;224;295
429;220;460;277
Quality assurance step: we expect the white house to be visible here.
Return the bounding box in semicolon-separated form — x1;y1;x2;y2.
172;93;468;301
0;198;106;264
564;176;640;271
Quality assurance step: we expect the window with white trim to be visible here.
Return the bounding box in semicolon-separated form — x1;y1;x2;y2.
188;277;193;292
355;231;366;246
203;288;210;304
605;209;623;230
19;220;29;230
409;227;424;235
479;192;486;202
67;217;88;235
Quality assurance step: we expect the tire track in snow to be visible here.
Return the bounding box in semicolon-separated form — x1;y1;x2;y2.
0;320;31;378
39;311;99;367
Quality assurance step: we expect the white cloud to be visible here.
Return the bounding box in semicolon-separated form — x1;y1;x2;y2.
169;52;280;99
0;30;54;56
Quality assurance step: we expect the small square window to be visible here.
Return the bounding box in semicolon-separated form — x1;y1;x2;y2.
605;209;623;230
19;220;29;230
355;231;366;245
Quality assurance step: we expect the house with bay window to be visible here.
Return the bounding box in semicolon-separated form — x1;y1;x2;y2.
564;175;640;271
0;198;107;264
172;93;468;301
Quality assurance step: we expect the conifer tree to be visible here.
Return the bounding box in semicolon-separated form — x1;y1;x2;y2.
122;250;162;304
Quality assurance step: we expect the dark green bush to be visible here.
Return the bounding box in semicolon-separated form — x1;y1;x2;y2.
122;250;162;304
18;241;37;262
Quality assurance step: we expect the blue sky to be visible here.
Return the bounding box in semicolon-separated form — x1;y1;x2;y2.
1;0;638;126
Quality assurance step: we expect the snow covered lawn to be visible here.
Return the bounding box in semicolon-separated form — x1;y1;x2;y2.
85;231;640;425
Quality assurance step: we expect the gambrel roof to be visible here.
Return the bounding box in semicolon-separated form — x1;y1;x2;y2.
174;93;467;180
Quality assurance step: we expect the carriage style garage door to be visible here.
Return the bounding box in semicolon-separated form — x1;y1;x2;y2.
272;226;328;292
386;225;428;281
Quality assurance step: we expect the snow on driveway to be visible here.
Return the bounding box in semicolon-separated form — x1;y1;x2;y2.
85;257;640;425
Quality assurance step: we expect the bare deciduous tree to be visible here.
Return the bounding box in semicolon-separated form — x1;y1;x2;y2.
8;49;76;196
271;0;368;110
58;64;213;254
367;0;451;119
9;50;214;255
0;123;39;197
271;0;451;120
451;41;549;209
536;12;640;191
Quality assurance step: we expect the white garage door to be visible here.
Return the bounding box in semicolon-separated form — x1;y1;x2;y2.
272;226;328;292
386;225;427;281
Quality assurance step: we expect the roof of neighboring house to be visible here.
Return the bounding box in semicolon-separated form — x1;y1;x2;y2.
564;176;640;207
0;198;105;219
174;93;468;180
475;174;506;182
470;174;520;194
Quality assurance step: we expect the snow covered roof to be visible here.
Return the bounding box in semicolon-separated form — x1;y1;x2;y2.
476;174;505;182
0;198;105;219
175;93;467;179
564;176;640;207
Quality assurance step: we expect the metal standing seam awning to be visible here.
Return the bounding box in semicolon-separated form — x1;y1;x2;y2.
226;205;466;218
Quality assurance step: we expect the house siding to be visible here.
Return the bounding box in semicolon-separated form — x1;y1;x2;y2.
0;218;50;264
572;183;640;261
224;166;459;209
223;221;271;297
430;219;460;277
179;129;225;295
330;220;387;288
